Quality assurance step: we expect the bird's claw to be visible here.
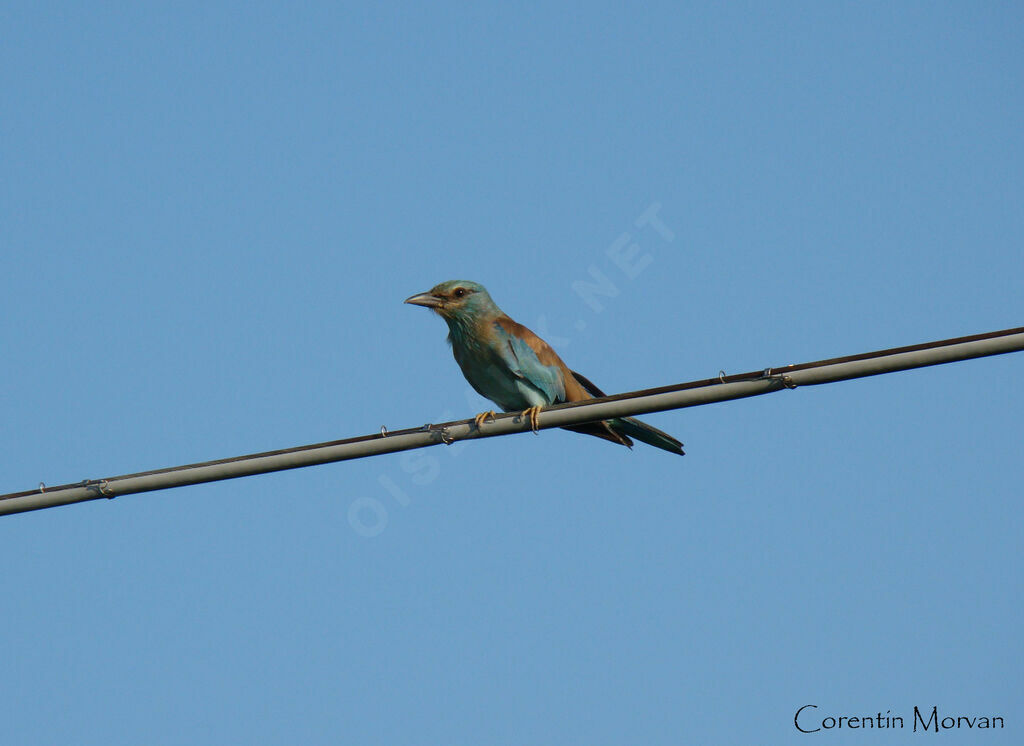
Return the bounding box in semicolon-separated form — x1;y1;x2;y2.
522;406;542;434
473;410;498;429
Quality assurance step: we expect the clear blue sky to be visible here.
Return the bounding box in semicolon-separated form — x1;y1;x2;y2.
2;2;1021;744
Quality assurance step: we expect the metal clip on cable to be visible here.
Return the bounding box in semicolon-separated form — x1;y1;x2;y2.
761;367;797;389
82;479;115;499
420;423;455;445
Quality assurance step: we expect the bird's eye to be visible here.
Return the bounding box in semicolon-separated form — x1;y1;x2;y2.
453;288;466;298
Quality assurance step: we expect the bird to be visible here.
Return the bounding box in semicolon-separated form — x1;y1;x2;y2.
404;280;684;455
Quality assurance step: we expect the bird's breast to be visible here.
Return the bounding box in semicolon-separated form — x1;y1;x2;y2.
451;338;535;412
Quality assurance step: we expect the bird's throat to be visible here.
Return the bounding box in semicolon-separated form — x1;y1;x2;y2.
444;312;492;353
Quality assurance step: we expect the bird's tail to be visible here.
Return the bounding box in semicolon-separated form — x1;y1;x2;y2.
610;417;685;456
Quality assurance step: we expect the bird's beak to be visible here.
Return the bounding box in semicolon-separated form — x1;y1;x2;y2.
404;291;443;308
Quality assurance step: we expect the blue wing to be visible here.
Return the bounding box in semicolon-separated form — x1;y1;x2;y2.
491;320;566;404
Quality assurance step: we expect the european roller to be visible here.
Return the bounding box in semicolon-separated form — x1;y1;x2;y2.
405;280;684;455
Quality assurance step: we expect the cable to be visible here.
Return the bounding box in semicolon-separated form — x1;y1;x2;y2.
2;325;1022;517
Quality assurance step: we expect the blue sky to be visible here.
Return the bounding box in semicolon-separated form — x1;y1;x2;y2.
2;2;1022;743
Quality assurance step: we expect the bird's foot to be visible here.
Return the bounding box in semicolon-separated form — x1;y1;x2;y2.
473;410;498;429
521;405;542;434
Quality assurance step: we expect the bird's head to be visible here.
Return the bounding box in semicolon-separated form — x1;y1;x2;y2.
404;280;499;322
